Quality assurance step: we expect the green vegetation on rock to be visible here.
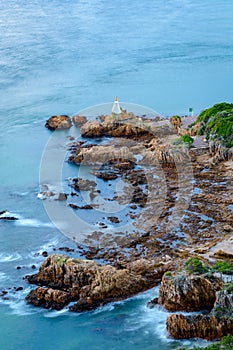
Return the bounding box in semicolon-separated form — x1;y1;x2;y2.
195;103;233;148
212;261;233;275
184;257;209;274
173;135;194;147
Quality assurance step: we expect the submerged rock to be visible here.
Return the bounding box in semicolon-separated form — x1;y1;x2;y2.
45;115;72;130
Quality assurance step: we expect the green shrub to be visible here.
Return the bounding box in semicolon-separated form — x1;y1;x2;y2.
173;135;194;147
185;257;209;274
172;115;181;121
212;261;233;275
164;271;172;277
194;103;233;148
197;103;233;123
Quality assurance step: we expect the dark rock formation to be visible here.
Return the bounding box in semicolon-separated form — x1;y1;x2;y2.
45;115;72;130
72;115;87;127
107;216;120;223
69;178;96;191
158;273;223;312
93;171;118;181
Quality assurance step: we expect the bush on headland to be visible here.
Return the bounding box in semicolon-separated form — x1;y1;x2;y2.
173;135;194;147
195;102;233;148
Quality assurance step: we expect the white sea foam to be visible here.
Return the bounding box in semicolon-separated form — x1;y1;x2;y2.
0;272;7;281
15;218;54;228
43;307;70;318
0;253;22;262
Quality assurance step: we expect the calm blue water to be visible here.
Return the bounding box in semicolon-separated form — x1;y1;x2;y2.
0;1;233;349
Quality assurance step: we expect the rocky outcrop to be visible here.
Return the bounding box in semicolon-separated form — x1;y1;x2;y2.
166;314;233;340
45;115;72;130
167;289;233;340
170;116;181;131
209;142;233;164
68;178;96;191
25;254;174;312
0;210;18;220
80;120;151;138
72;115;87;127
163;271;233;340
68;145;135;165
141;138;191;165
158;273;223;311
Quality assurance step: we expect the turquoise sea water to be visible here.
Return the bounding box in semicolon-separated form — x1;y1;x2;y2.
0;1;233;349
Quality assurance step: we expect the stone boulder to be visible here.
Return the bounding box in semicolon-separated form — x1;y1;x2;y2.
158;273;223;311
72;115;87;127
45;115;72;130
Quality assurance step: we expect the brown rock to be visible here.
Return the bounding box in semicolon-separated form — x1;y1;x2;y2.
45;115;72;130
223;224;232;232
25;254;147;311
166;314;233;340
68;145;135;165
72;115;87;127
158;273;223;311
80;120;151;138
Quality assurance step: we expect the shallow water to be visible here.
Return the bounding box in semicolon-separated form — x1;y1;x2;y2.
0;1;233;349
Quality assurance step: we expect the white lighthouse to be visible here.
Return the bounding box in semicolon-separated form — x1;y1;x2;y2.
111;96;121;115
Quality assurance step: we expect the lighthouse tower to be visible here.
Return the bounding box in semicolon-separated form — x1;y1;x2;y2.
111;96;121;115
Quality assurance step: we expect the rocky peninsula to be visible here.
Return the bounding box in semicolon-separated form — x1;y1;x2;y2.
26;103;233;343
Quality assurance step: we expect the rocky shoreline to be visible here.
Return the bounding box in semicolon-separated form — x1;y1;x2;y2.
25;107;233;342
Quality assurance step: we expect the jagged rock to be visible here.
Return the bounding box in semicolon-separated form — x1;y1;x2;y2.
72;115;87;127
26;287;72;310
0;210;18;220
68;204;94;210
68;145;135;165
25;255;174;312
55;193;67;201
69;178;96;191
170;116;181;131
107;216;120;223
93;171;118;180
166;314;233;340
0;216;18;220
158;273;223;311
45;115;72;130
213;249;233;260
214;290;233;317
